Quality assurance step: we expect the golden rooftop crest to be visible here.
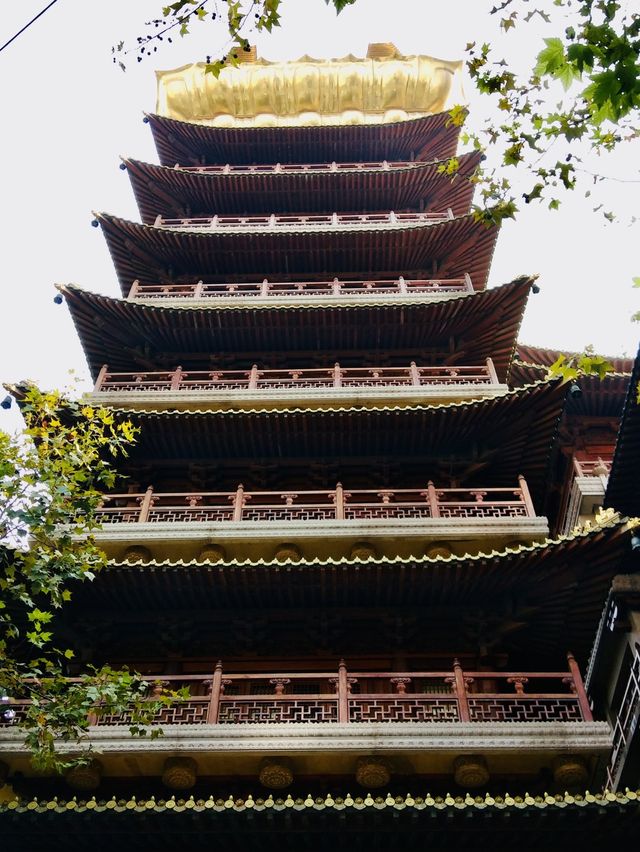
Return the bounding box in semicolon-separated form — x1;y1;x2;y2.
155;43;464;126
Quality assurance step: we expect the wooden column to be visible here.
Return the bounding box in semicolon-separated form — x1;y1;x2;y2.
427;481;440;518
334;482;345;520
248;365;259;390
206;661;223;724
138;486;155;523
338;659;349;723
170;366;183;391
453;658;471;722
94;364;109;392
518;474;536;517
567;652;593;721
486;357;499;385
232;485;245;522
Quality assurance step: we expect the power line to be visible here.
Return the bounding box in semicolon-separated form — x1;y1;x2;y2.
0;0;60;56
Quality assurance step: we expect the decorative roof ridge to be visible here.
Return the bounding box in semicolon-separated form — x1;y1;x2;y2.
99;376;559;419
517;342;634;368
511;358;632;379
58;275;532;315
106;513;626;570
3;788;638;813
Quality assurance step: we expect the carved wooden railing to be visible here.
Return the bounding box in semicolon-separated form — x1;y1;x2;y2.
606;645;640;789
178;160;419;174
0;656;592;728
95;479;536;525
572;456;613;478
93;360;500;393
128;274;474;300
155;209;454;229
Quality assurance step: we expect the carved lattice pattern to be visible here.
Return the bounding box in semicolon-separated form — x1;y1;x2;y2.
96;700;210;726
468;697;583;722
438;505;528;519
218;699;338;724
148;507;234;523
349;698;460;722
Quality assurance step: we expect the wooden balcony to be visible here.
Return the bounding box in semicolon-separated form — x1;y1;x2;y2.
560;455;613;535
1;656;594;730
92;479;549;562
128;274;474;304
88;360;505;410
0;655;610;787
154;209;454;231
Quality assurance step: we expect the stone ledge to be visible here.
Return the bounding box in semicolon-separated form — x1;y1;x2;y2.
0;721;611;757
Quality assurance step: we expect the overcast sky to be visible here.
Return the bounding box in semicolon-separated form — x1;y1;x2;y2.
1;0;638;434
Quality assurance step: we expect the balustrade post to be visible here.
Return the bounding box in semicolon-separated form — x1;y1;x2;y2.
517;474;536;517
94;364;109;392
233;484;245;522
128;279;140;299
248;365;259;390
170;366;183;391
397;275;407;294
389;210;397;224
333;363;342;388
154;214;162;227
567;652;593;721
427;481;440;518
485;357;499;385
206;661;223;724
332;277;341;296
338;659;349;723
138;486;155;523
260;278;269;297
464;273;474;292
335;482;345;520
194;280;204;298
453;658;471;722
409;361;421;386
447;207;455;220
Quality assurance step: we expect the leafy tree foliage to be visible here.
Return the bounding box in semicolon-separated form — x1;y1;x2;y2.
0;387;183;772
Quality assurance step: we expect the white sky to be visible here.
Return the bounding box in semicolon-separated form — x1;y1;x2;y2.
1;0;638;435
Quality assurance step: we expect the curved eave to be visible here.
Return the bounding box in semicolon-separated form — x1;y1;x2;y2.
147;109;465;167
61;277;532;382
108;380;566;506
80;519;634;663
605;344;640;515
97;211;500;295
124;151;482;223
510;359;631;417
516;343;635;376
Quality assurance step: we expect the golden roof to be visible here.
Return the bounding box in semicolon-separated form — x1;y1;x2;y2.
156;43;464;126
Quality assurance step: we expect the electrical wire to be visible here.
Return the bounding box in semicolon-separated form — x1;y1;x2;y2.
0;0;60;56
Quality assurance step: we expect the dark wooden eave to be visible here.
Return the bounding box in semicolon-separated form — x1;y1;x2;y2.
124;152;482;223
516;344;635;376
147;110;465;167
109;381;566;506
605;344;640;516
71;519;634;667
61;277;532;381
97;212;500;295
4;788;640;851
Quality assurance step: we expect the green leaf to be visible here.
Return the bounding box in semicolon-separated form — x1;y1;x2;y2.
534;38;566;76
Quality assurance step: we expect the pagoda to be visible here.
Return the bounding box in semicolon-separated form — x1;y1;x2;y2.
2;43;640;848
